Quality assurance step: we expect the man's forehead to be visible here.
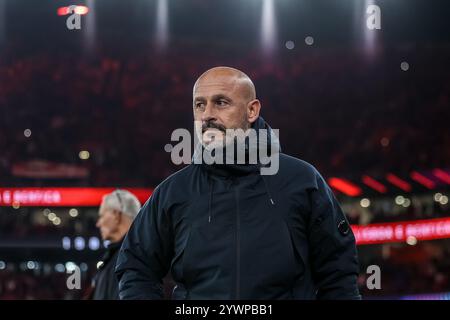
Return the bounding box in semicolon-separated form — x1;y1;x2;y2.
193;76;239;98
99;202;110;214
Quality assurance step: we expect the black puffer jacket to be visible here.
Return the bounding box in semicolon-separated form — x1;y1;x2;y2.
115;117;361;300
91;240;122;300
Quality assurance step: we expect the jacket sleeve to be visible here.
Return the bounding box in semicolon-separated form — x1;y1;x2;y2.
307;171;361;300
115;187;174;299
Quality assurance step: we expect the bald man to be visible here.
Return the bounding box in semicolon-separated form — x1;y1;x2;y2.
115;67;361;300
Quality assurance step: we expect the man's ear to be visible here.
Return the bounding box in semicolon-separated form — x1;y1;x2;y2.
247;99;261;124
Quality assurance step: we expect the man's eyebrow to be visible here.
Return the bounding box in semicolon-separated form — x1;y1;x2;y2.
211;94;232;102
194;96;206;102
194;94;233;102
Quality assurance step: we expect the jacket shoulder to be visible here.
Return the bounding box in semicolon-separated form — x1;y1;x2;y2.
158;164;196;188
279;153;320;178
276;153;330;193
148;164;198;204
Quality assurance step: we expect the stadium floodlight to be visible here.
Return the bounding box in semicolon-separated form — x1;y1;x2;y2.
261;0;277;55
156;0;169;49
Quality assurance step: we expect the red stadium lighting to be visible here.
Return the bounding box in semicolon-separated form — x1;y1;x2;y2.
328;178;362;197
386;173;412;192
57;7;69;16
56;6;89;16
362;175;387;193
410;171;436;189
433;168;450;185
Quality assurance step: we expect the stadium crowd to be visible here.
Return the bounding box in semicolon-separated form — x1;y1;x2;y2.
1;45;449;188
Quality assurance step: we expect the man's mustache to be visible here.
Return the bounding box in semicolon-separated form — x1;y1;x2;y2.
202;121;226;133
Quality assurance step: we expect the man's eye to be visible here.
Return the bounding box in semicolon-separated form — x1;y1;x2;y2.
217;100;228;106
195;103;205;109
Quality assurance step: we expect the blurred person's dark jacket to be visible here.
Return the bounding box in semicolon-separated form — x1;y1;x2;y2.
90;239;123;300
115;117;361;300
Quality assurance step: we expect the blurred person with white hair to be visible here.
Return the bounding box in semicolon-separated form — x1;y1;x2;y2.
85;189;141;300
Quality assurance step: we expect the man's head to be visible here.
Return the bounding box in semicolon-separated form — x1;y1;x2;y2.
193;66;261;148
96;190;141;242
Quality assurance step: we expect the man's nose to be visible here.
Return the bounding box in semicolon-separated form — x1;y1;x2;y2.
201;103;217;123
95;218;101;228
